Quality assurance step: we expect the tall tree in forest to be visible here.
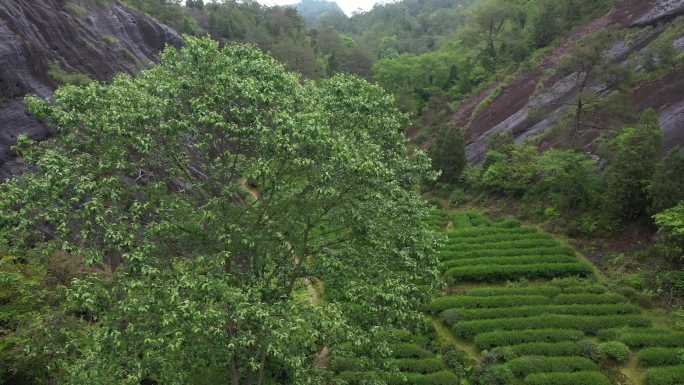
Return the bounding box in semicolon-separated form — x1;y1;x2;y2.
0;37;439;385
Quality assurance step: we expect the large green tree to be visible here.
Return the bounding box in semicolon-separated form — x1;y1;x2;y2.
603;109;663;222
0;37;439;385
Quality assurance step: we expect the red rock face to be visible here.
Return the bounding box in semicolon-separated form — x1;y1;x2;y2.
455;0;684;163
0;0;181;179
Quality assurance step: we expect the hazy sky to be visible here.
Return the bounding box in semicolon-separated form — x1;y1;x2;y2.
258;0;390;16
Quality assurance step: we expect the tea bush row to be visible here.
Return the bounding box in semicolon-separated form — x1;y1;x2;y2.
645;365;684;385
441;255;579;270
475;329;585;350
444;262;593;283
523;371;612;385
637;348;684;367
440;304;640;324
452;314;650;339
439;246;574;260
507;356;598;377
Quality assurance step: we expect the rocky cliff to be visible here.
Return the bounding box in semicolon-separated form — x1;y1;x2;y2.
456;0;684;163
0;0;181;179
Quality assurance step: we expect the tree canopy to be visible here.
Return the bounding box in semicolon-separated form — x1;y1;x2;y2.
0;36;439;385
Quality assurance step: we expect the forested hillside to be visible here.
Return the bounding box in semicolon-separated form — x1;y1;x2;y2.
1;1;684;385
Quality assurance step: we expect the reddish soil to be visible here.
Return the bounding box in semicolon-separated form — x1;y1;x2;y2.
453;0;661;144
454;81;500;130
632;67;684;111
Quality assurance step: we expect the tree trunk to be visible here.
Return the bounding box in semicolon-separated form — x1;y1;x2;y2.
574;97;583;148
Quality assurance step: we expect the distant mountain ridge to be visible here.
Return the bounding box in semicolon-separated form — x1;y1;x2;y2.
294;0;346;25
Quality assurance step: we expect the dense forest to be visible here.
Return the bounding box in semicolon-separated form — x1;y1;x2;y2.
1;0;684;384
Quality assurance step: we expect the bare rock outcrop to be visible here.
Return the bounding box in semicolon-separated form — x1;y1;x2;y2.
0;0;181;179
456;0;684;163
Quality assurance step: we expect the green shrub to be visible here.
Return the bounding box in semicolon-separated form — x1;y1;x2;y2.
440;304;640;324
452;214;471;229
475;329;585;350
441;254;578;270
330;356;364;372
465;284;604;297
445;233;551;245
523;371;612;385
103;35;119;45
439;246;574;260
452;315;650;339
467;213;494;227
447;227;536;238
638;348;684;367
64;2;88;17
616;332;684;349
445;262;593;283
597;341;630;363
47;62;92;86
494;342;584;359
494;219;522;228
465;286;563;297
507;356;598;377
444;239;561;251
392;358;446;374
475;364;515;385
393;343;434;359
645;365;684;385
553;293;626;305
425;295;551;313
596;327;669;340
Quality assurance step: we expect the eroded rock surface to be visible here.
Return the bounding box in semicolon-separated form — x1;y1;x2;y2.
457;0;684;162
0;0;181;178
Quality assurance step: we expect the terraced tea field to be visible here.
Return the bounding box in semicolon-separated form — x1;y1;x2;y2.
330;209;683;385
428;211;684;385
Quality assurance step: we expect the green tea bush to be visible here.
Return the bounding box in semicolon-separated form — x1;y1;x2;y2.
475;329;585;350
619;332;684;348
447;227;537;238
445;239;561;251
441;255;578;270
507;356;598;377
465;286;563;297
597;328;669;340
597;341;630;363
393;343;434;358
637;348;684;367
468;213;494;227
425;295;551;313
494;219;522;228
451;214;471;229
445;233;551;245
392;358;446;374
445;263;593;283
553;293;627;305
523;371;612;385
381;370;460;385
494;342;584;359
440;304;640;324
439;246;574;260
452;315;650;338
645;365;684;385
330;356;365;372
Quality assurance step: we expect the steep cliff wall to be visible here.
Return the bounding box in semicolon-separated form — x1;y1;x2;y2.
0;0;181;178
457;0;684;163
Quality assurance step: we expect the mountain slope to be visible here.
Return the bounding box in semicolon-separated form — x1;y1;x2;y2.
455;0;684;162
0;0;180;179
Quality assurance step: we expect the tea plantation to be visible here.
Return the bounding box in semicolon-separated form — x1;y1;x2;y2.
426;211;684;385
331;209;684;385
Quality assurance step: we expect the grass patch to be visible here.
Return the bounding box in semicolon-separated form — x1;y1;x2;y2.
48;62;92;86
64;2;88;18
